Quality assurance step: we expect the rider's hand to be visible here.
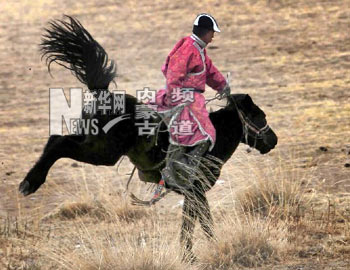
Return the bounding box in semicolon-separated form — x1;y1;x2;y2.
222;84;231;97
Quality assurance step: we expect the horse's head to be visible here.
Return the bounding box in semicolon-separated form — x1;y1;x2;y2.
228;94;278;154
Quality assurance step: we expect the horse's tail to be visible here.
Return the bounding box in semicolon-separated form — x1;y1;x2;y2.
40;15;116;91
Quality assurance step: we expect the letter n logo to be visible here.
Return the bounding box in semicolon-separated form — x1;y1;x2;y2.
49;88;82;135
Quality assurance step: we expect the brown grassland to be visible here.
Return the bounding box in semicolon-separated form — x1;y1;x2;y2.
0;0;349;269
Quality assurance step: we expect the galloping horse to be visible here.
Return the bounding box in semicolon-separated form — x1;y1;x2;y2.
19;16;277;261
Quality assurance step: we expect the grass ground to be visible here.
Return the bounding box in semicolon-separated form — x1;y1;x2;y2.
0;0;349;269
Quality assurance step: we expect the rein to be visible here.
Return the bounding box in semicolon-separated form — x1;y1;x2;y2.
237;108;270;149
206;93;271;147
228;95;270;148
236;107;270;138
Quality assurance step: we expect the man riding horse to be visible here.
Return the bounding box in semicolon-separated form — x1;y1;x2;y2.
19;15;277;260
153;13;231;191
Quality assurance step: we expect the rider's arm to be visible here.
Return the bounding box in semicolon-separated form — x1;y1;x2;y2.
205;53;227;92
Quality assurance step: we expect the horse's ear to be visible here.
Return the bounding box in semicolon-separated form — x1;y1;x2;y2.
243;94;253;107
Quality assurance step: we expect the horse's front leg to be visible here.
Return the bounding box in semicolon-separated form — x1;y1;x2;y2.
19;134;122;196
180;193;198;263
195;191;214;239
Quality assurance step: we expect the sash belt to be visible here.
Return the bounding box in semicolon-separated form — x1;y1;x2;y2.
181;88;204;93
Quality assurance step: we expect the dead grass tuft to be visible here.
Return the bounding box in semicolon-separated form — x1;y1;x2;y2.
55;202;95;219
199;217;286;269
47;191;150;222
41;221;187;270
236;172;307;220
78;247;184;270
110;198;150;222
49;199;150;222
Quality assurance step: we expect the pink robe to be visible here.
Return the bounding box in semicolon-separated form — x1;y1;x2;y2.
154;35;227;151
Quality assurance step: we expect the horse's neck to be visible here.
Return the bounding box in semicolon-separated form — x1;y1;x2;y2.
209;107;243;161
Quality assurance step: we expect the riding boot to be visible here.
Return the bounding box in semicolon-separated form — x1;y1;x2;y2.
161;144;186;190
185;141;210;184
161;141;210;191
187;141;210;167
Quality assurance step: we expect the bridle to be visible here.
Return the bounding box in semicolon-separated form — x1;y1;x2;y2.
214;93;271;148
235;105;271;147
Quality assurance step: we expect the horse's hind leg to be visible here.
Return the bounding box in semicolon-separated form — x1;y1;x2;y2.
19;134;123;196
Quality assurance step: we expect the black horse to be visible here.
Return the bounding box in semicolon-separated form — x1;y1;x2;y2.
19;16;277;261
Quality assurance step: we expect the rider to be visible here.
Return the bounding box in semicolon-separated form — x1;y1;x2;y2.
153;13;231;191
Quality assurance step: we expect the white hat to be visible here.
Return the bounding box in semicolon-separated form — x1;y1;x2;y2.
193;13;221;33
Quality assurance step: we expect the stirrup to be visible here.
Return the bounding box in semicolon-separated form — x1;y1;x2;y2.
130;179;170;206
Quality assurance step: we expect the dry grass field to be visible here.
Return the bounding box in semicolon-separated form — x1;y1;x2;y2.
1;0;349;269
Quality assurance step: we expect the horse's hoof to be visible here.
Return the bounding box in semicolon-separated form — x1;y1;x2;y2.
19;180;31;196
